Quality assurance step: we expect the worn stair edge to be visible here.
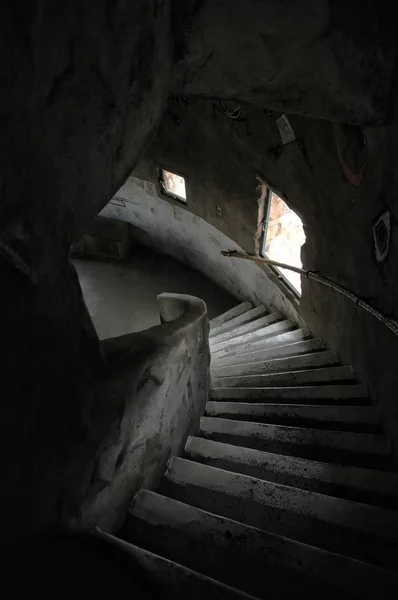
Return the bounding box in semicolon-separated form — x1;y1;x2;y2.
165;457;398;541
205;402;380;426
210;312;283;345
210;302;253;330
212;342;328;371
200;417;389;456
211;327;307;359
127;491;398;599
211;319;294;353
185;436;398;500
210;384;369;401
211;366;355;388
96;529;258;599
210;305;267;337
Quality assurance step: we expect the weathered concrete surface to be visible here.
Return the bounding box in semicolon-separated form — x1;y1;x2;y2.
212;339;326;370
0;0;171;535
171;0;396;123
96;530;258;600
79;293;210;531
126;489;398;599
211;351;339;379
101;177;303;325
73;247;236;339
71;217;132;261
185;436;398;502
210;302;253;329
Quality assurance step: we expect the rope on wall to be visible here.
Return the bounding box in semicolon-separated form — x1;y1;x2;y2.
221;249;398;336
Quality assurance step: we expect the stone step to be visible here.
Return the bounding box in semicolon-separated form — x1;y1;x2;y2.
212;329;310;361
210;384;369;404
212;366;355;388
211;320;295;354
185;436;398;508
212;339;327;369
210;305;267;337
162;458;398;569
97;529;258;599
211;351;339;378
126;490;398;599
205;402;381;432
199;417;390;465
210;312;283;345
210;302;253;330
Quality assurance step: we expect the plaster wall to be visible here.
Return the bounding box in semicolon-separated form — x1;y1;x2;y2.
73;248;236;340
100;177;302;325
82;293;210;531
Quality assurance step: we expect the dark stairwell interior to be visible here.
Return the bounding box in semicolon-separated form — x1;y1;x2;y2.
1;1;398;597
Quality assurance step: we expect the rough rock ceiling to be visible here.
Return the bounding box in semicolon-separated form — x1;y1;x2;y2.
172;0;396;123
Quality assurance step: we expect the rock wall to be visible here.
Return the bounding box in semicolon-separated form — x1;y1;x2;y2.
0;0;171;535
171;0;395;123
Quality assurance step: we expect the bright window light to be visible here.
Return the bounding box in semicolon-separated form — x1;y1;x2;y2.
161;169;187;202
262;192;305;294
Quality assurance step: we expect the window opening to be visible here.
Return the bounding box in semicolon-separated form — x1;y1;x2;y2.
261;191;305;295
160;169;187;202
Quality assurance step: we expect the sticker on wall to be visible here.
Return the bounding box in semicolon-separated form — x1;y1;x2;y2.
275;114;296;145
373;210;391;263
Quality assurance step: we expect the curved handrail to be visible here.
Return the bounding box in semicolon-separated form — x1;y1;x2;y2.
101;293;208;362
82;293;210;530
157;292;208;335
221;249;398;336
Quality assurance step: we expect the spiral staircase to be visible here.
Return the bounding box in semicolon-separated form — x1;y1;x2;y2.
113;301;398;598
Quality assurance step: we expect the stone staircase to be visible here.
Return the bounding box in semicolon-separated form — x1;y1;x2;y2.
117;301;398;598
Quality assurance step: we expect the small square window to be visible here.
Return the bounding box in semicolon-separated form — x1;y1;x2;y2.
160;169;187;202
261;191;305;295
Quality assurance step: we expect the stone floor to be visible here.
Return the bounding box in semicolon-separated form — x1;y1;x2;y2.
74;245;236;340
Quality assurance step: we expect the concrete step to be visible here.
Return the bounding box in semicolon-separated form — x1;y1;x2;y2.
199;417;390;466
212;340;327;370
210;384;369;404
212;366;355;389
210;302;253;330
210;312;283;345
212;351;339;378
162;458;398;569
210;305;267;337
125;490;398;599
205;402;381;432
211;320;295;354
185;436;398;508
212;329;310;361
97;530;258;599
